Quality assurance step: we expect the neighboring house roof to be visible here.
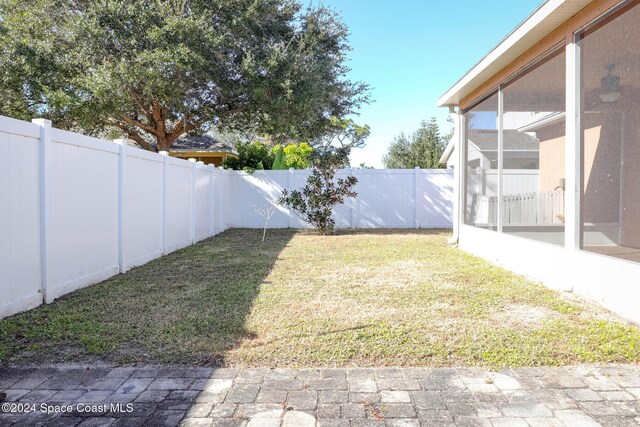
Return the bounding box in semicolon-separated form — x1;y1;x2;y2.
469;129;539;151
437;0;592;107
517;112;565;132
123;139;142;148
439;113;459;167
170;135;238;155
439;137;456;166
440;129;539;165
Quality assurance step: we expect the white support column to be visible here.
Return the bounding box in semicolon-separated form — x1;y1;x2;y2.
565;40;581;252
33;118;52;303
460;114;468;229
160;151;169;254
450;112;462;242
414;167;420;228
189;158;197;244
115;139;127;273
497;88;504;233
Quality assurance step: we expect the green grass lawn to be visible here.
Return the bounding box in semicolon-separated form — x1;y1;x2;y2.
1;229;639;368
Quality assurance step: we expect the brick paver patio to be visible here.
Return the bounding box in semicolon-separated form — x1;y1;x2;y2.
1;365;640;426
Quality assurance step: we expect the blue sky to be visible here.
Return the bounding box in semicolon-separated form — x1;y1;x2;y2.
318;0;541;167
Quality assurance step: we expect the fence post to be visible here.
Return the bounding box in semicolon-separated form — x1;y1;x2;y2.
114;139;127;273
197;160;206;238
288;168;294;228
414;167;420;229
160;151;169;254
209;164;215;237
189;158;197;244
350;168;356;228
33;119;52;303
226;168;231;230
219;166;226;230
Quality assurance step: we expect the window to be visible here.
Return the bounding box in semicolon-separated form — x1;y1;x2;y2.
578;2;640;263
464;92;499;229
501;48;566;245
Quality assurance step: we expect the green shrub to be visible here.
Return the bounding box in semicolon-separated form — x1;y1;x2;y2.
280;147;356;234
223;141;274;171
273;142;313;169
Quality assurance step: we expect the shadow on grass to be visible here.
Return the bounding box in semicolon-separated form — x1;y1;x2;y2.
331;228;452;236
0;228;296;366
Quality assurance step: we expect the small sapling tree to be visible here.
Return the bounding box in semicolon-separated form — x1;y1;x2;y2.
253;199;279;243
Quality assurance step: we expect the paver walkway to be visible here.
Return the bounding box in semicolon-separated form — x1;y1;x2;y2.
1;365;640;426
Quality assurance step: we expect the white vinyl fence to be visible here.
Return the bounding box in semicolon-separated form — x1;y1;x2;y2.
0;114;453;319
466;168;540;199
230;168;453;229
472;190;565;226
467;168;564;226
1;115;232;319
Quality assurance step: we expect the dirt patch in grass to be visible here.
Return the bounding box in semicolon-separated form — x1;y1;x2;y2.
494;304;562;329
1;228;639;368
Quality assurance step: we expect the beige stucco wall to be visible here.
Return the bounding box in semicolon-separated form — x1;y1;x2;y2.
538;131;566;193
621;111;640;249
582;125;602;196
537;116;640;248
582;114;623;226
579;113;640;248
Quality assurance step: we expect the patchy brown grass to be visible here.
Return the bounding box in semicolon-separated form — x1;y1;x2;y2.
1;228;639;368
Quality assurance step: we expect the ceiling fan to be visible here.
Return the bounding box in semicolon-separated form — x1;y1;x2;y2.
598;63;621;103
584;63;640;108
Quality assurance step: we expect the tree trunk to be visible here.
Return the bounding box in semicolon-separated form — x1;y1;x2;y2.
156;133;169;152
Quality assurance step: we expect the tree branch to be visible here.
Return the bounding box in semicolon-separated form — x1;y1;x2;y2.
151;100;166;144
166;118;205;146
127;88;153;119
110;121;156;151
127;132;155;152
121;114;157;135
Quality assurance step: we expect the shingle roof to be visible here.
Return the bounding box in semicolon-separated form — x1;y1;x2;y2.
171;135;237;154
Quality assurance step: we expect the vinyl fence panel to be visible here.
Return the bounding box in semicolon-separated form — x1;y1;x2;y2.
122;147;164;271
354;169;415;228
194;164;214;241
0;115;234;318
47;128;120;301
0;117;42;317
165;157;193;253
231;171;290;228
288;169;312;228
228;168;454;229
213;168;226;234
332;170;355;228
418;169;455;228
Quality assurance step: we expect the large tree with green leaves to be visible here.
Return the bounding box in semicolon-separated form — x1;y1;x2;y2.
314;117;370;151
309;116;370;168
382;117;448;169
0;0;369;152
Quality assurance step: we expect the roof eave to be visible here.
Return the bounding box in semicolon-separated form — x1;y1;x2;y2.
437;0;592;108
